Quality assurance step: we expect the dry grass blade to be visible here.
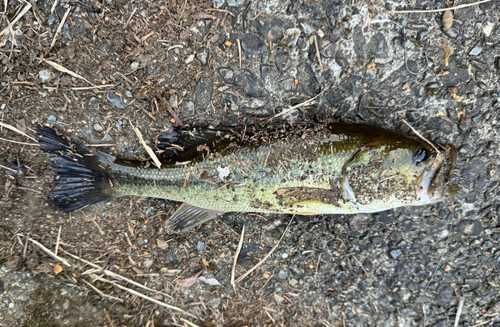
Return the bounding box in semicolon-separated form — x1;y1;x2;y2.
236;215;294;283
386;0;492;13
27;238;71;267
314;35;323;71
0;137;39;145
90;274;197;319
267;87;329;123
231;225;245;291
0;3;32;38
50;6;71;48
55;225;62;256
401;119;441;154
237;38;242;69
71;84;115;90
81;279;124;303
0;121;37;141
129;121;162;168
45;60;94;85
60;248;173;299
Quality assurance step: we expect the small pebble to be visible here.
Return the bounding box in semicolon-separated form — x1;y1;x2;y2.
126;91;133;98
390;249;402;260
277;270;288;280
196;241;205;253
469;43;483;56
47;115;57;124
130;61;139;70
39;69;54;83
93;123;104;132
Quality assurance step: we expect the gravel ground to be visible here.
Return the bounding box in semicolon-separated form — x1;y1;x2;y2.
1;0;500;326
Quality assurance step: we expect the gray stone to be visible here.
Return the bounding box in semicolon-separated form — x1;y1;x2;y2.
234;71;267;98
463;156;490;182
441;27;459;38
130;61;139;70
296;63;320;96
194;77;214;110
275;53;291;72
125;91;133;98
181;101;195;117
47;115;57;124
277;270;288;280
146;65;155;74
196;241;205;253
241;34;266;55
390;249;402;260
212;0;225;9
469;43;483;56
106;92;128;109
196;47;209;66
218;67;234;84
93;123;103;132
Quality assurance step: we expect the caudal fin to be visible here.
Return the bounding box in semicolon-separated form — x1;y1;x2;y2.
36;125;116;212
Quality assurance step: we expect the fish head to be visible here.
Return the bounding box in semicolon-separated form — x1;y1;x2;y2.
344;136;458;210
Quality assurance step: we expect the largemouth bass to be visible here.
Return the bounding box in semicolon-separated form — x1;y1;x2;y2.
36;124;457;233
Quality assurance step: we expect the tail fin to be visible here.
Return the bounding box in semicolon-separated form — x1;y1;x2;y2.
36;125;116;212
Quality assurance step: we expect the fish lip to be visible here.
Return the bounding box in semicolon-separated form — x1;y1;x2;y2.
417;144;458;202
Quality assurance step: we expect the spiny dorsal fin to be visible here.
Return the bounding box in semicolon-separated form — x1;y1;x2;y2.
164;203;225;233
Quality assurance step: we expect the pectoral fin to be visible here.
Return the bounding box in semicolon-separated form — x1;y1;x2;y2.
165;203;225;233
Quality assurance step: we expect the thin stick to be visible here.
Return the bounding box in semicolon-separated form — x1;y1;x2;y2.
0;137;39;146
0;3;32;38
0;164;17;173
55;225;62;256
267;87;329;122
314;35;323;71
71;84;115;90
28;238;71;267
0;121;37;141
454;294;465;327
401;119;441;154
50;6;71;48
91;274;197;319
386;0;491;13
123;7;137;28
81;279;124;303
237;38;242;69
51;0;59;14
314;237;334;283
129;120;162;168
231;225;245;291
236;216;294;283
204;8;234;16
60;248;173;299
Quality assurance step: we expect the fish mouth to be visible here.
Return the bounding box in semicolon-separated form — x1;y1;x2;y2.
416;144;458;203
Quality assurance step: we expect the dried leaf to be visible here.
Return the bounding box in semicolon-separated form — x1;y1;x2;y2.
443;10;453;29
54;263;63;274
198;276;221;286
443;42;453;67
176;271;202;287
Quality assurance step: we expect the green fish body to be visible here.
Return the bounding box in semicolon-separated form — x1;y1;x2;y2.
37;124;457;232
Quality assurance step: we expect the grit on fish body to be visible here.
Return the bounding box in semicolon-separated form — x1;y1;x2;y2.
37;124;457;233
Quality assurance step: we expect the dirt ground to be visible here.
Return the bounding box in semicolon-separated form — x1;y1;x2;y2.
1;0;500;326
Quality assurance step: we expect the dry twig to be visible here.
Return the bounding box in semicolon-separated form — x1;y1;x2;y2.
237;38;242;69
236;216;294;283
27;238;71;267
0;121;37;141
314;35;323;71
50;6;71;48
129;120;162;168
386;0;491;13
401;119;441;154
45;60;94;86
0;3;32;38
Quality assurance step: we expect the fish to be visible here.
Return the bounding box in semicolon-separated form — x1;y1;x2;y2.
36;124;457;233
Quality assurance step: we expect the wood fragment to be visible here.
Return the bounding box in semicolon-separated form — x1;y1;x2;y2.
81;279;124;303
314;35;324;71
28;238;71;267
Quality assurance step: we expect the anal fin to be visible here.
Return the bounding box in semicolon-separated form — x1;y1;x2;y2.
165;203;225;233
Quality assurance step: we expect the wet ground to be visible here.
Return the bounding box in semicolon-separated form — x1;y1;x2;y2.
1;0;500;326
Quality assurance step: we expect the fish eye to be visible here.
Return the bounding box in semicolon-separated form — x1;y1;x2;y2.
413;147;429;164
